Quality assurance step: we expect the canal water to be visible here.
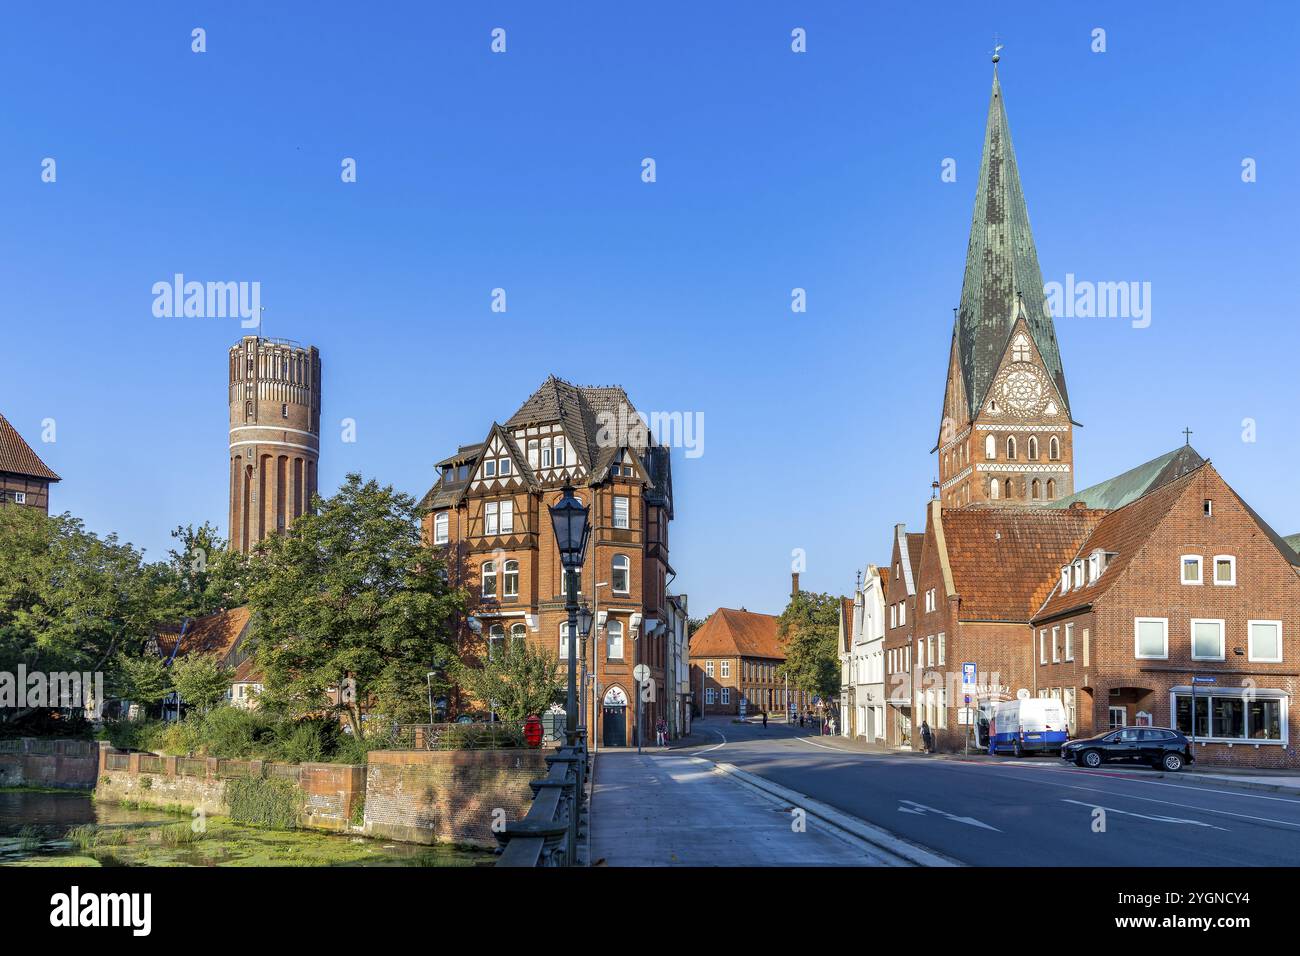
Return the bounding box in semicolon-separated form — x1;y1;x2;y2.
0;789;494;867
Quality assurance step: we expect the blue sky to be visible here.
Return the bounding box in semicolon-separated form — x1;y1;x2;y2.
2;2;1297;616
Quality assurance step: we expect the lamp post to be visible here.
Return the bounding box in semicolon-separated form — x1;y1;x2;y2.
548;484;591;747
577;603;594;741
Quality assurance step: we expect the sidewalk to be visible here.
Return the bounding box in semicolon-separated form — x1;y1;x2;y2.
588;750;893;866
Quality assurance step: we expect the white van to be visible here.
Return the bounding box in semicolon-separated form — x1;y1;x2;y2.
989;698;1067;756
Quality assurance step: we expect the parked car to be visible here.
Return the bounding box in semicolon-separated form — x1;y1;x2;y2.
1060;726;1194;771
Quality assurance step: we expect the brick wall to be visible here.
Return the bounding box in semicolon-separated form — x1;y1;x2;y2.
0;738;97;788
363;748;548;847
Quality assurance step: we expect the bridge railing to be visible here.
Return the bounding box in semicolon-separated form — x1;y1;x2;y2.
494;731;589;867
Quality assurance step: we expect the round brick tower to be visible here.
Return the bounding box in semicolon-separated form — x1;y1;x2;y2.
228;336;321;553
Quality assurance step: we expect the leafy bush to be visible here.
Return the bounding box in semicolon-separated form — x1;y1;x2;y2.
100;717;166;752
274;719;338;764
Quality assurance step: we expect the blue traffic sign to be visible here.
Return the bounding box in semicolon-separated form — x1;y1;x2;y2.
1192;676;1217;684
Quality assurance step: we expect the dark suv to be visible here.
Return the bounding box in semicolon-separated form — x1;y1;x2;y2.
1060;726;1195;771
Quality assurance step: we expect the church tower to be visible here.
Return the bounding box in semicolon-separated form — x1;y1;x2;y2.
936;58;1075;508
228;336;321;553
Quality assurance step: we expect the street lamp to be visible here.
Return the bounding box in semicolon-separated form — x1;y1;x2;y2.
576;604;594;740
548;484;591;747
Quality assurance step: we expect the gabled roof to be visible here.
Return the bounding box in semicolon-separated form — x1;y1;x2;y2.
688;607;784;660
942;507;1105;622
0;412;60;482
839;597;855;653
1286;533;1300;557
1047;445;1203;512
893;525;919;596
955;67;1068;418
154;607;251;662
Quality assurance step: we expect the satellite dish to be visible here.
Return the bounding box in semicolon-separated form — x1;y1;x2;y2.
1016;688;1030;700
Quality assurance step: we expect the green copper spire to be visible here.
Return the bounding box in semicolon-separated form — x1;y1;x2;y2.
955;64;1070;417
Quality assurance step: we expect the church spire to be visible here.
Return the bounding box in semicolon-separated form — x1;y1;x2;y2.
953;60;1070;419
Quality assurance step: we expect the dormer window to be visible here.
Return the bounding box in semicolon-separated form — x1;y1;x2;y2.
1071;560;1084;590
1060;567;1070;593
1087;550;1102;583
542;444;552;468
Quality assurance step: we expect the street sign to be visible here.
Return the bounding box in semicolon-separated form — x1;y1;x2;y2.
1192;676;1217;684
633;664;651;683
961;662;976;689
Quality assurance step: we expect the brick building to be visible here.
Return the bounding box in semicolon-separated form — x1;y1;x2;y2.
0;412;60;513
688;607;811;719
228;336;321;554
1031;458;1300;768
419;376;674;748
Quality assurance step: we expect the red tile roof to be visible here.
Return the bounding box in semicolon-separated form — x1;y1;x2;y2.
1034;469;1200;621
155;607;251;661
230;656;263;683
0;412;59;481
689;607;784;660
877;567;889;603
942;507;1107;622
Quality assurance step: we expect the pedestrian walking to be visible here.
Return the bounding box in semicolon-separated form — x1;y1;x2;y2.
761;711;768;729
920;720;934;753
655;716;667;747
799;712;806;728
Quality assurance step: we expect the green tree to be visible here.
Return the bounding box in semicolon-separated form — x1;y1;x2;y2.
161;522;252;618
245;474;467;737
777;590;841;705
114;653;172;708
171;654;232;715
687;616;709;638
0;508;175;726
453;639;563;723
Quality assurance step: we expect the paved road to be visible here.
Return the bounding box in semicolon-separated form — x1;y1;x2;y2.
589;750;896;866
679;718;1300;866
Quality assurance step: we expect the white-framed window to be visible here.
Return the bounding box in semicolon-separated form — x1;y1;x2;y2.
542;444;552;468
433;512;449;545
926;635;934;667
499;499;513;534
1027;436;1038;460
1064;623;1074;661
527;439;539;469
1248;620;1283;663
1174;687;1284;742
721;660;731;678
1088;550;1102;583
1060;567;1070;593
1181;554;1202;585
990;479;1001;500
1108;705;1126;729
13;492;26;504
606;620;624;659
1011;334;1031;362
488;624;506;660
484;459;496;478
899;601;906;626
1072;560;1084;590
705;660;714;677
721;687;731;705
1049;436;1060;460
481;561;497;597
1052;626;1060;662
1063;687;1076;730
612;554;630;593
1134;617;1168;659
705;687;716;705
889;605;897;629
985;434;996;460
1213;555;1236;586
1191;618;1224;661
1203;498;1213;516
937;632;945;666
499;457;512;476
510;622;526;648
613;496;630;529
554;441;566;467
484;501;499;535
559;622;572;659
1006;436;1017;460
503;560;519;597
1040;629;1047;664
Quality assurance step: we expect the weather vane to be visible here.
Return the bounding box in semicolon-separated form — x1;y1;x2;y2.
991;35;1003;64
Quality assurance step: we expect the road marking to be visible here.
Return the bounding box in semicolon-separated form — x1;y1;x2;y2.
679;729;727;756
1062;799;1230;831
794;735;863;754
898;799;1000;831
975;760;1300;806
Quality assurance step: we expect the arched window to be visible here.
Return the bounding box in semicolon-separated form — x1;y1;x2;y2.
481;561;497;597
1007;436;1017;460
985;435;996;460
606;620;625;660
990;479;1001;500
559;621;572;659
1031;479;1041;500
1049;437;1060;460
488;624;505;660
1028;437;1038;460
1004;478;1013;499
510;622;527;648
1011;334;1031;363
612;554;630;594
503;560;519;597
1047;479;1057;500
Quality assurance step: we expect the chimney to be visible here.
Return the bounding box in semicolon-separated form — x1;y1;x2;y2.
791;572;800;599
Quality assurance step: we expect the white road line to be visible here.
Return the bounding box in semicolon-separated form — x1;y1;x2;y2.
1061;798;1230;831
979;761;1300;806
1062;784;1300;830
679;729;727;755
793;735;858;753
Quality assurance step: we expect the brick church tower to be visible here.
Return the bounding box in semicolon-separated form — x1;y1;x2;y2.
228;336;321;553
935;57;1076;508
